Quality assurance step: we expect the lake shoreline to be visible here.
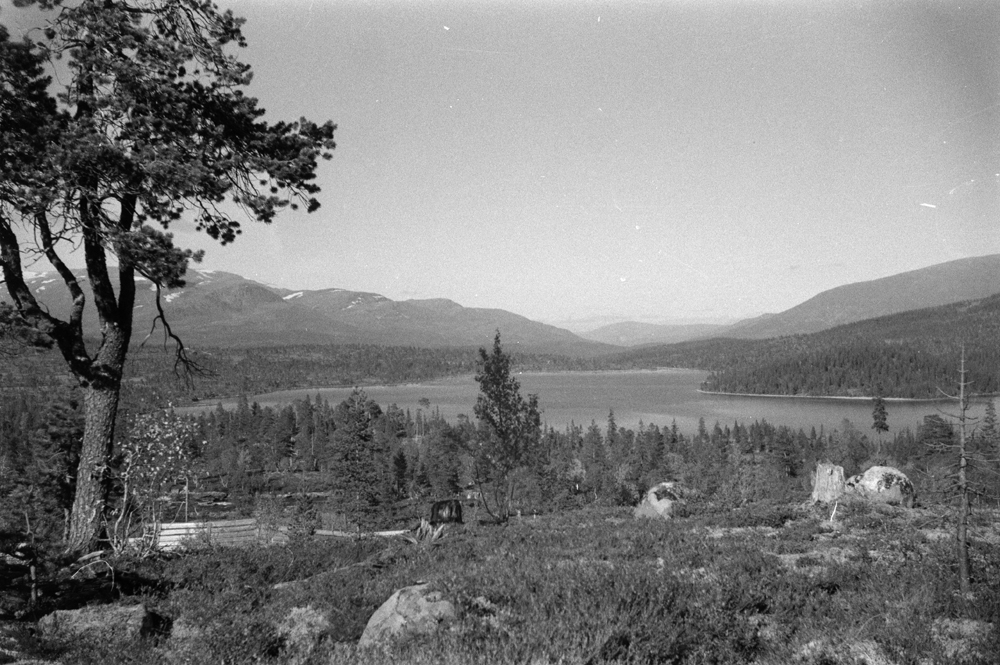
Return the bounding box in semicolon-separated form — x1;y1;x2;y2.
186;367;706;406
176;369;985;436
697;389;963;403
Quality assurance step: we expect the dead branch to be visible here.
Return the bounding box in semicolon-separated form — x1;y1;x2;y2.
140;281;212;388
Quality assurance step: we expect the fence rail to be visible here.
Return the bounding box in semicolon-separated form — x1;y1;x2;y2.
153;518;281;551
146;519;409;550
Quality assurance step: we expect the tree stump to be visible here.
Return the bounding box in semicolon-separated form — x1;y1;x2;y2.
811;463;846;504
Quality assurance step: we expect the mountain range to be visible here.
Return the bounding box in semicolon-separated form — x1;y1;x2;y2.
583;254;1000;345
578;321;727;346
5;270;613;357
722;254;1000;339
4;253;1000;355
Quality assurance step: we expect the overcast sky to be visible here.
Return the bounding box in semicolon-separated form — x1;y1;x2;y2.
5;0;999;326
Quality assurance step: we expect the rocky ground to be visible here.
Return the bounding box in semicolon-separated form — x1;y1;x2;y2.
0;502;997;664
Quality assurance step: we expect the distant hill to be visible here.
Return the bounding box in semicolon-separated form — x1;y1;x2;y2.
723;254;1000;339
580;321;725;346
604;292;1000;398
3;270;614;357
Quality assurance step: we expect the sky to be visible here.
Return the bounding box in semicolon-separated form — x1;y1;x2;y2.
4;0;999;327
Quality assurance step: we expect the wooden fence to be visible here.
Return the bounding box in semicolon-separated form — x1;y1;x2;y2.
148;519;407;551
153;518;283;551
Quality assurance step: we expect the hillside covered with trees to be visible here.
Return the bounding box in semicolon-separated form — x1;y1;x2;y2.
0;342;605;407
607;294;1000;398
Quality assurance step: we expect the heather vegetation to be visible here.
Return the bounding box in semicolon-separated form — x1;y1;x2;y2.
3;502;999;663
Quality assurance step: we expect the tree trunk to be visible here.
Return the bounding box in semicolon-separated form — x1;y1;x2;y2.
958;472;970;595
66;382;121;552
956;348;971;596
65;315;130;554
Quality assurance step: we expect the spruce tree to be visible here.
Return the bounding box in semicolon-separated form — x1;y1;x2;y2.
872;395;889;457
331;390;386;514
981;399;998;454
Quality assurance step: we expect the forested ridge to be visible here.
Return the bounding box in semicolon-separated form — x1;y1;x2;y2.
1;342;603;403
5;292;1000;403
606;293;1000;398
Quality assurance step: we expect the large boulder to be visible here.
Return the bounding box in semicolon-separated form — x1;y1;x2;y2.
358;583;456;648
37;604;157;643
811;463;846;504
634;482;684;520
846;466;915;508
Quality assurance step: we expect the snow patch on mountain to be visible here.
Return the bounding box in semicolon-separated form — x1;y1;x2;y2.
344;294;384;309
283;291;304;300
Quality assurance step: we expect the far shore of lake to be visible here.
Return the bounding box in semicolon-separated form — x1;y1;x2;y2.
185;367;706;406
696;388;991;403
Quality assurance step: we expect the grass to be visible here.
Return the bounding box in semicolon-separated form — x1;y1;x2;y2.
4;502;999;664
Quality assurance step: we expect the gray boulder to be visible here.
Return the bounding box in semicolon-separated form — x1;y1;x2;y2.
37;604;155;642
358;583;456;648
634;482;684;520
846;466;915;507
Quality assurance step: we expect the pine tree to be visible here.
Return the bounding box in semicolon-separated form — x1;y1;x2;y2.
470;331;541;522
0;2;335;552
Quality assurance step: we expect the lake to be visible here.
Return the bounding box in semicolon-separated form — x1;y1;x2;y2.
177;369;987;437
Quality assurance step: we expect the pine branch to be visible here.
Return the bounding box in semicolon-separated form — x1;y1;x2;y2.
139;282;211;388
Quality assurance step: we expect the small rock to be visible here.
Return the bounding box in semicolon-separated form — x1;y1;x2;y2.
358;583;456;648
37;604;157;643
467;596;512;634
747;614;783;643
277;606;329;664
794;637;897;665
634;482;685;520
931;618;992;662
